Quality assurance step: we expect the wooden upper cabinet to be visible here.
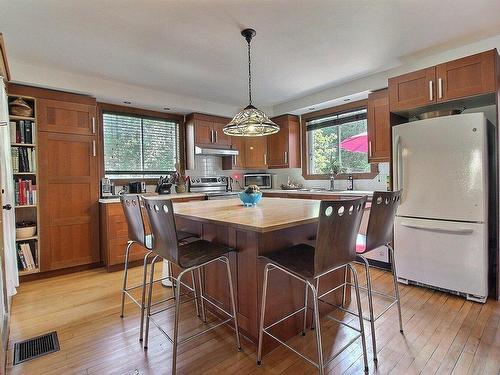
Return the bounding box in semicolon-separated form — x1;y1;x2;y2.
244;137;267;169
389;49;498;112
37;98;97;135
194;119;213;145
39;131;99;271
230;136;245;169
267;115;301;169
367;89;390;163
389;67;436;112
436;50;496;102
212;121;230;146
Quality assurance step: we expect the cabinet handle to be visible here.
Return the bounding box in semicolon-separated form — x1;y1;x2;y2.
210;130;214;143
233;155;237;166
264;153;267;165
368;141;372;157
284;151;288;164
215;130;218;143
429;80;433;101
92;140;96;157
438;78;443;99
92;117;96;134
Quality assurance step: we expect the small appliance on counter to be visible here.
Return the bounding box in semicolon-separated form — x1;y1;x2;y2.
129;181;146;194
243;173;272;189
101;177;114;197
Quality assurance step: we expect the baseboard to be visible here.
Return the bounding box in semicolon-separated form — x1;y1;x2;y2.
19;262;103;282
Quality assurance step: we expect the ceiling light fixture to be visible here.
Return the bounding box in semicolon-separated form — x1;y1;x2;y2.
223;28;279;137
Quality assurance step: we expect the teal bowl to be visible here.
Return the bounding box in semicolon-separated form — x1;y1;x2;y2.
238;191;262;206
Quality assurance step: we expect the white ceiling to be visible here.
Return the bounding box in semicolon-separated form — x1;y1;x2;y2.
2;0;500;114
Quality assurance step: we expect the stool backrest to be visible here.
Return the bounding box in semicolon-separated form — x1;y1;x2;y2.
365;190;402;251
143;197;180;264
120;194;147;246
314;196;367;277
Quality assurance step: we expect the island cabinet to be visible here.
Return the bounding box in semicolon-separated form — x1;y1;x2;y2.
100;194;205;272
266;114;301;169
367;88;390;163
171;198;350;352
389;49;497;112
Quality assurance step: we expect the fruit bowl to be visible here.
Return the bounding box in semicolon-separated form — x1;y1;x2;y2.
238;191;262;206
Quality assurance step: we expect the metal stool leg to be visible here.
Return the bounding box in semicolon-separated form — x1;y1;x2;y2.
197;267;207;323
143;255;160;350
341;265;348;308
172;270;184;375
191;270;200;317
139;251;153;342
302;283;308;336
308;280;324;375
349;263;369;373
120;241;134;318
388;244;403;333
359;255;377;361
169;261;176;300
223;256;241;350
311;277;320;330
257;263;271;365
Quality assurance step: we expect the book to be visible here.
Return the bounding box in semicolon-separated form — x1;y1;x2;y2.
9;121;16;143
11;147;19;173
21;243;35;269
24;121;32;144
17;246;28;270
19;121;25;144
31;123;36;144
15;122;21;143
31;149;36;172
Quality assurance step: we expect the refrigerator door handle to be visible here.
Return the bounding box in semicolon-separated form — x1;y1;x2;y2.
400;221;474;234
395;135;404;193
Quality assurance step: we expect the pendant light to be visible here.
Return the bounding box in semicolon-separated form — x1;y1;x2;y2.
223;28;279;137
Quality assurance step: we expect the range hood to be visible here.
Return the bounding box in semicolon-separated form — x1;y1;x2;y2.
194;146;239;156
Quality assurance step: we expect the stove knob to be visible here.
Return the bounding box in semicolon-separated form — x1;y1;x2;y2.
217;177;222;182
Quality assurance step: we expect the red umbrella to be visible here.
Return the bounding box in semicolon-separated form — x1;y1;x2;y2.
340;132;368;153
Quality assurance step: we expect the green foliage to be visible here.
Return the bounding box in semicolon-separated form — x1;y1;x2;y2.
310;119;370;174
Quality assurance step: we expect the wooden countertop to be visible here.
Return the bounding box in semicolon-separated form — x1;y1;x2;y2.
174;197;330;233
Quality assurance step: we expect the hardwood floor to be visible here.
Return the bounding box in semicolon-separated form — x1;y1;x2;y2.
6;265;500;375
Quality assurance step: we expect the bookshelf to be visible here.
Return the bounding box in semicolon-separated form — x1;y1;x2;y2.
8;94;40;276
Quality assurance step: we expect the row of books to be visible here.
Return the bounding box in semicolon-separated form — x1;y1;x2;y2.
9;120;36;144
14;179;37;206
11;147;36;173
17;242;38;271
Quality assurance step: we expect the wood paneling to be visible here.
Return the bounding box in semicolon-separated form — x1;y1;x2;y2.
367;89;391;163
39;131;99;271
436;50;497;102
8;83;96;106
37;98;97;135
267;115;301;169
0;33;10;81
389;67;436;112
244;136;267;169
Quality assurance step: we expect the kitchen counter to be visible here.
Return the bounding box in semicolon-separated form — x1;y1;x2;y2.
99;192;206;204
262;189;374;196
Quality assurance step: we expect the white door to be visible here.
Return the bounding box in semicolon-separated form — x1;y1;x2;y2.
394;217;488;300
392;113;488;223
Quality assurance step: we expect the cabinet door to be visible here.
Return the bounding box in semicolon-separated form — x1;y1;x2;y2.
389;67;436;112
436;50;496;102
267;118;288;168
244;137;267;169
230;136;245;169
37;99;97;135
194;119;214;145
212;122;231;146
367;89;390;163
39;132;100;271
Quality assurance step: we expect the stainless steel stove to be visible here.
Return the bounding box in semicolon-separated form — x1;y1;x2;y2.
188;176;239;200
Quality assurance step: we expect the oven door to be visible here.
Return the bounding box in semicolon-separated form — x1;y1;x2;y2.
244;174;271;189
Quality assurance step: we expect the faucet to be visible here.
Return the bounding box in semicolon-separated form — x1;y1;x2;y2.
329;174;335;191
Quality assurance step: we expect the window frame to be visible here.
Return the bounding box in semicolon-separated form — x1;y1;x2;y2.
301;99;378;180
97;103;185;183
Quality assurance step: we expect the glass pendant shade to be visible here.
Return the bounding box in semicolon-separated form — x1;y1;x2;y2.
224;105;279;136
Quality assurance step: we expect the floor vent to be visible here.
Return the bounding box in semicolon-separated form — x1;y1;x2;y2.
13;331;60;365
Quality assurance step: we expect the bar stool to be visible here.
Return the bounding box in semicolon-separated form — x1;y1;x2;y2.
119;194;198;342
257;197;369;374
342;190;403;362
142;197;241;375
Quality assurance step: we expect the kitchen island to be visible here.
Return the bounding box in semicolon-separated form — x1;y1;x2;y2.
171;197;359;351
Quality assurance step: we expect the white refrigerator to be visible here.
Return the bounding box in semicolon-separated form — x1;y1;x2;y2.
392;113;490;303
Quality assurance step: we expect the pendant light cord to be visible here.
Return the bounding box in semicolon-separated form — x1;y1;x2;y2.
247;40;252;106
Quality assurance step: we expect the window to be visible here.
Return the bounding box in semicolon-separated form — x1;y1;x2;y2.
103;112;180;179
305;107;372;177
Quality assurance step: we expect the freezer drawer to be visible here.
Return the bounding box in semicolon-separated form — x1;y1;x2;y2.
394;216;488;301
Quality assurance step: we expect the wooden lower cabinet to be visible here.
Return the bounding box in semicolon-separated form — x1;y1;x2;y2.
100;196;205;271
39;131;100;271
